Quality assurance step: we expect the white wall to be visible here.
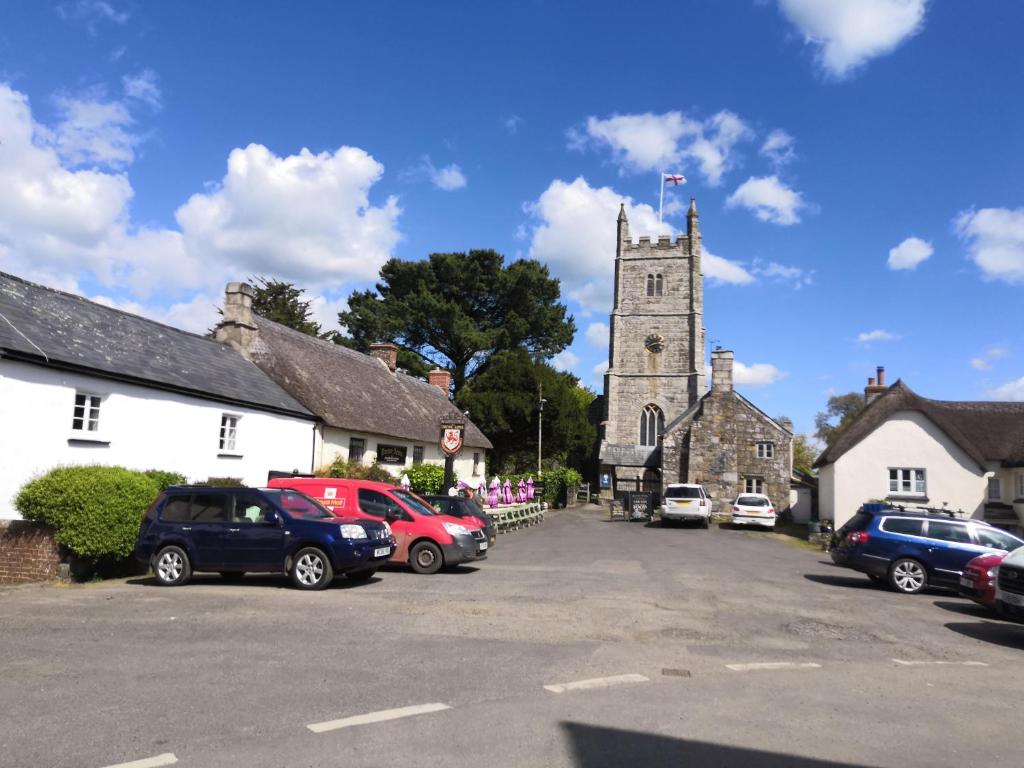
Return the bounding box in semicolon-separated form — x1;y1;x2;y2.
318;427;486;485
818;410;985;528
0;360;315;519
790;486;812;523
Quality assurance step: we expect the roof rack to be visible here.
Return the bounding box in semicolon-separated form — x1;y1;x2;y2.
889;504;963;518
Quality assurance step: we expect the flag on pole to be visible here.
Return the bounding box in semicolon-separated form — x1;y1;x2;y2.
663;174;686;186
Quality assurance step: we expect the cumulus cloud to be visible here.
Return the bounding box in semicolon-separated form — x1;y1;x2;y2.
48;93;140;168
988;376;1024;402
122;70;162;110
585;322;610;349
703;248;755;286
550;349;581;372
760;129;796;167
887;236;933;270
955;207;1024;284
401;155;467;191
970;344;1009;371
777;0;927;79
857;329;900;344
91;291;221;334
751;260;813;289
733;361;789;387
593;360;609;376
726;176;805;225
569;110;752;185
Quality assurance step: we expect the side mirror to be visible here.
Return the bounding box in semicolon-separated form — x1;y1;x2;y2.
263;511;280;525
385;508;403;522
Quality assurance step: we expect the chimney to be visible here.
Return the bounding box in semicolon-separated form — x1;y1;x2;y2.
877;366;885;386
215;282;258;359
864;366;888;403
428;369;452;399
369;342;398;373
710;347;734;393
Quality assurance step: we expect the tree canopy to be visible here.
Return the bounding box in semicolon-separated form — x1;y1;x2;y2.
338;250;575;389
250;276;322;337
792;433;819;473
814;392;867;445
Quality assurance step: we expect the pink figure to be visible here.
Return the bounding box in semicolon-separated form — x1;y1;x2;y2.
502;479;513;505
526;477;535;501
488;477;499;508
517;479;527;503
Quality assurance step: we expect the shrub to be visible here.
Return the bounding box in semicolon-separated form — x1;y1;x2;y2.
315;457;396;484
405;464;448;495
195;476;246;487
15;465;160;559
143;469;187;491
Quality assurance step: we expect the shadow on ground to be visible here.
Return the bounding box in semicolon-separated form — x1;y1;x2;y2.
944;621;1024;650
803;573;880;590
561;722;878;768
126;574;383;589
931;600;998;619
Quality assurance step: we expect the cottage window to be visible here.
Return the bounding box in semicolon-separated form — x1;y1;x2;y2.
413;446;424;465
756;442;774;459
889;468;926;496
473;452;481;476
987;477;1002;502
72;392;101;433
349;437;366;464
639;404;664;447
745;477;764;494
646;274;655;297
655;274;664;296
1016;473;1024;500
219;414;239;452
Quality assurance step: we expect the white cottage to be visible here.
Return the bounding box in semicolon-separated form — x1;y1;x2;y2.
0;272;318;520
815;373;1024;534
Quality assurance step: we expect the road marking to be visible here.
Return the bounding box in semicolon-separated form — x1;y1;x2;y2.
726;662;822;672
892;659;988;667
307;703;451;733
544;673;650;693
101;754;177;768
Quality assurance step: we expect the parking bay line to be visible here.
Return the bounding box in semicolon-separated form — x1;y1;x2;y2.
307;703;452;733
892;659;988;667
100;754;177;768
725;662;822;672
544;674;650;693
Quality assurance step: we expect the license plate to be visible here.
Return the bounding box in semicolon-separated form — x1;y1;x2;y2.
959;576;973;588
478;542;488;551
373;547;391;557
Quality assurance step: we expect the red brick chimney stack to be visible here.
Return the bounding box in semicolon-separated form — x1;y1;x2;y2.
865;366;888;403
428;369;452;399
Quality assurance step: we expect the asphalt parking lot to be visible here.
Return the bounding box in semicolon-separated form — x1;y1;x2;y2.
2;505;1022;768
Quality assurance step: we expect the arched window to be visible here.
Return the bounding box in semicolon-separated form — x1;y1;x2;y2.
639;404;664;446
646;274;655;296
655;274;664;296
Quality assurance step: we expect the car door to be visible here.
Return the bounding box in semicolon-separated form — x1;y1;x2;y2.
357;489;411;561
221;492;287;572
925;520;988;585
188;492;230;570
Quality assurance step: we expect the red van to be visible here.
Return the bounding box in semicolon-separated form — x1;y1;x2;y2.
267;477;487;574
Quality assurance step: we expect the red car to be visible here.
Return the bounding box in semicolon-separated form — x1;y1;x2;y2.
957;552;1006;609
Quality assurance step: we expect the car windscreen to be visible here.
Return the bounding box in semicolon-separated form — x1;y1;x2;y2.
665;486;701;499
263;489;333;519
393;490;437;516
736;495;768;507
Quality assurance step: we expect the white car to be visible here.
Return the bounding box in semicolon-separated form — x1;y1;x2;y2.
730;493;776;529
994;544;1024;620
659;484;712;528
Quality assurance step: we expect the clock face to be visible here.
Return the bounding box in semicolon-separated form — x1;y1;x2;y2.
645;334;666;353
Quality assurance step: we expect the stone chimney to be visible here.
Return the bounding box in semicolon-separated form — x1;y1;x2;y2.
428;369;452;399
865;365;888;403
710;347;734;393
369;342;398;373
215;282;258;359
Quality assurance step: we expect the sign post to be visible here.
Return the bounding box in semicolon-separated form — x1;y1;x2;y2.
439;410;466;492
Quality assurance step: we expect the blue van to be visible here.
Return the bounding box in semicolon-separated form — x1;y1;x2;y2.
134;486;396;590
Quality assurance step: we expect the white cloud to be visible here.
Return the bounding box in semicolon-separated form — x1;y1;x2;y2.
750;260;814;289
733;361;789;387
760;129;796;167
401;155;467;191
703;248;755;286
726;176;805;225
503;115;523;134
777;0;927;79
955;207;1024;284
988;376;1024;402
887;236;932;270
306;294;349;334
970;344;1009;371
970;357;991;372
570;110;752;185
49;93;139;168
91;291;221;335
585;322;609;348
550;350;581;372
122;70;162;110
857;329;900;344
593;360;609;376
57;0;129;34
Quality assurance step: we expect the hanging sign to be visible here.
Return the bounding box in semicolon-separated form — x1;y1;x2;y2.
439;411;466;457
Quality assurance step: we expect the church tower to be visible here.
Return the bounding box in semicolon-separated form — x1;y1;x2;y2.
599;199;706;498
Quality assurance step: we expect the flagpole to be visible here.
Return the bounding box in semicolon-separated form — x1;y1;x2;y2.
658;171;664;227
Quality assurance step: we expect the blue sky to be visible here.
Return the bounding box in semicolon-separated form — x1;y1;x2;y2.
1;0;1023;438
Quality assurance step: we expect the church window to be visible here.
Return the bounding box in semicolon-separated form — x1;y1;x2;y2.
655;274;664;296
639;404;664;446
646;274;655;296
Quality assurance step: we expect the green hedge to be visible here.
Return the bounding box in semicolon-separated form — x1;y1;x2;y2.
315;457;396;484
15;465;161;559
405;464;449;495
143;469;187;491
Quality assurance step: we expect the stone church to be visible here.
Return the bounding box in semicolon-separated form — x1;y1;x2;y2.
598;199;792;510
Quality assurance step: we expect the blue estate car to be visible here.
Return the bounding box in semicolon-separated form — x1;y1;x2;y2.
135;486;396;590
830;506;1023;594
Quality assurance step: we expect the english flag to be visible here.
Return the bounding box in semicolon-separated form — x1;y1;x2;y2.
664;174;686;186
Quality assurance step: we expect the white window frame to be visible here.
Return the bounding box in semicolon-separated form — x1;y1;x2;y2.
889;467;926;497
219;413;240;454
987;476;1002;502
473;452;481;476
756;442;774;459
744;477;764;494
1016;473;1024;500
71;391;103;434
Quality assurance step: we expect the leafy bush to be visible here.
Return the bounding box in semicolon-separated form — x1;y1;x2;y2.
540;466;583;506
314;457;396;484
195;476;246;487
143;469;187;491
15;465;160;559
405;464;449;495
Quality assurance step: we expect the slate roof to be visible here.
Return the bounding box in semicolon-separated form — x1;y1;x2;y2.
248;315;492;448
814;380;1024;469
0;271;313;418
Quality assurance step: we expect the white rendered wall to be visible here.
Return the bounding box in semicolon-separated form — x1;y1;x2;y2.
818;410;985;529
0;360;315;519
318;427;486;485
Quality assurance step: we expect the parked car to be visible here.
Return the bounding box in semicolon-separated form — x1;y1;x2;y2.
957;552;1006;609
422;495;497;546
995;544;1024;620
730;493;776;529
658;484;712;528
830;506;1023;594
134;486;396;590
267;477;488;574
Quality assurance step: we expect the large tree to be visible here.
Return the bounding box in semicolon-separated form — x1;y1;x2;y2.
792;433;819;473
458;349;596;474
814;392;866;445
250;276;322;336
338;250;575;390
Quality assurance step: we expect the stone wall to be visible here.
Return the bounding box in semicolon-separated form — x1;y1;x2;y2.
0;521;62;584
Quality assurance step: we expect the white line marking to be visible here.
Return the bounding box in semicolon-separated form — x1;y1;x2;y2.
892;659;988;667
307;702;451;733
726;662;822;672
544;673;650;693
101;754;177;768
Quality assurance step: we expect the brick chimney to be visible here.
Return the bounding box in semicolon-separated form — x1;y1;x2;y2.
369;342;398;373
864;366;888;403
214;282;258;359
428;369;452;399
710;348;734;393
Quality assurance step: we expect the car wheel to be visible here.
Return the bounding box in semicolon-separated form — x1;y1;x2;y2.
154;545;191;587
291;547;334;590
889;558;927;594
409;541;443;574
219;571;245;581
345;569;377;583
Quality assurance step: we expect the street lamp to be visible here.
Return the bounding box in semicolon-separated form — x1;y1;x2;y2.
537;395;547;476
